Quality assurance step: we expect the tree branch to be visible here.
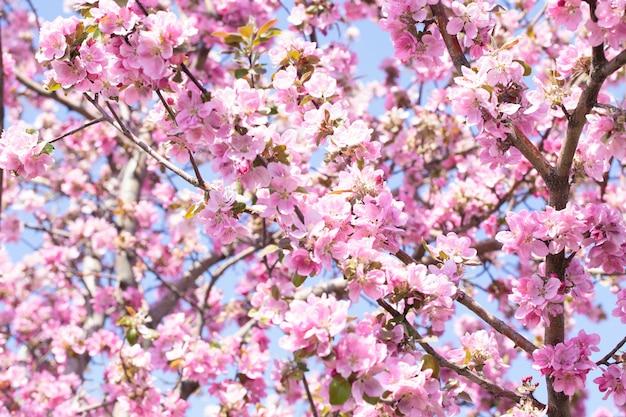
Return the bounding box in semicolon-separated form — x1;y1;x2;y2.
429;2;553;182
15;72;96;120
596;336;626;366
429;2;469;73
456;290;537;354
556;48;626;179
48;117;105;144
148;252;227;326
377;299;545;410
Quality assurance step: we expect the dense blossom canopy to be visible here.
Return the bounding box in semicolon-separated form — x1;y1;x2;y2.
1;0;626;416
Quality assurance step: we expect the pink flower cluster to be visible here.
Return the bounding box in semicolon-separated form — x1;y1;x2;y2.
509;272;565;327
279;293;349;357
583;202;626;274
498;202;626;277
379;0;448;76
594;363;626;407
0;122;54;179
447;329;508;372
532;330;599;396
37;1;197;104
196;185;247;247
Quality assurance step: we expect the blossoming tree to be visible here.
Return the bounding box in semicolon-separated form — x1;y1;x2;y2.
1;0;626;416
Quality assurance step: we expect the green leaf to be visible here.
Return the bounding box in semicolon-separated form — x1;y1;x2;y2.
421;353;440;379
288;50;301;62
260;27;281;40
234;68;249;79
362;393;379;405
232;201;247;215
126;328;139;345
329;375;352;406
41;143;55;156
514;59;532;76
271;285;280;300
292;274;306;287
116;316;132;327
224;34;244;47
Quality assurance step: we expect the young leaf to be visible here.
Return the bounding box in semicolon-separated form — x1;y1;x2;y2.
328;375;352;405
257;19;278;37
184;202;206;219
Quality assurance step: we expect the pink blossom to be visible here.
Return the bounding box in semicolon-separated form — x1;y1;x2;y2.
547;0;585;31
51;58;87;88
0;122;54;179
594;364;626;406
496;210;549;261
36;16;80;62
612;288;626;324
279;293;349;357
305;71;337;99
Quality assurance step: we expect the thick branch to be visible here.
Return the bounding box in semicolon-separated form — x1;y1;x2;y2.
556;49;626;179
508;124;552;180
148;252;227;326
115;147;147;291
429;2;469;73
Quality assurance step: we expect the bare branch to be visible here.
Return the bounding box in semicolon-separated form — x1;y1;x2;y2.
302;372;320;417
456;290;537;354
596;336;626;366
148;252;227;326
15;73;96;119
48;117;105;144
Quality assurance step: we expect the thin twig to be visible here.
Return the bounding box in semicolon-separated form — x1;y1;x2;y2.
24;0;42;33
84;94;208;191
302;372;319;417
48;117;105;144
78;400;116;415
393;248;537;357
596;336;626;366
180;63;211;99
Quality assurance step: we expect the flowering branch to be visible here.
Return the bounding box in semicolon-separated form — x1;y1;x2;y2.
377;299;545;410
394;248;536;355
556;48;626;179
83;94;209;191
429;2;552;182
